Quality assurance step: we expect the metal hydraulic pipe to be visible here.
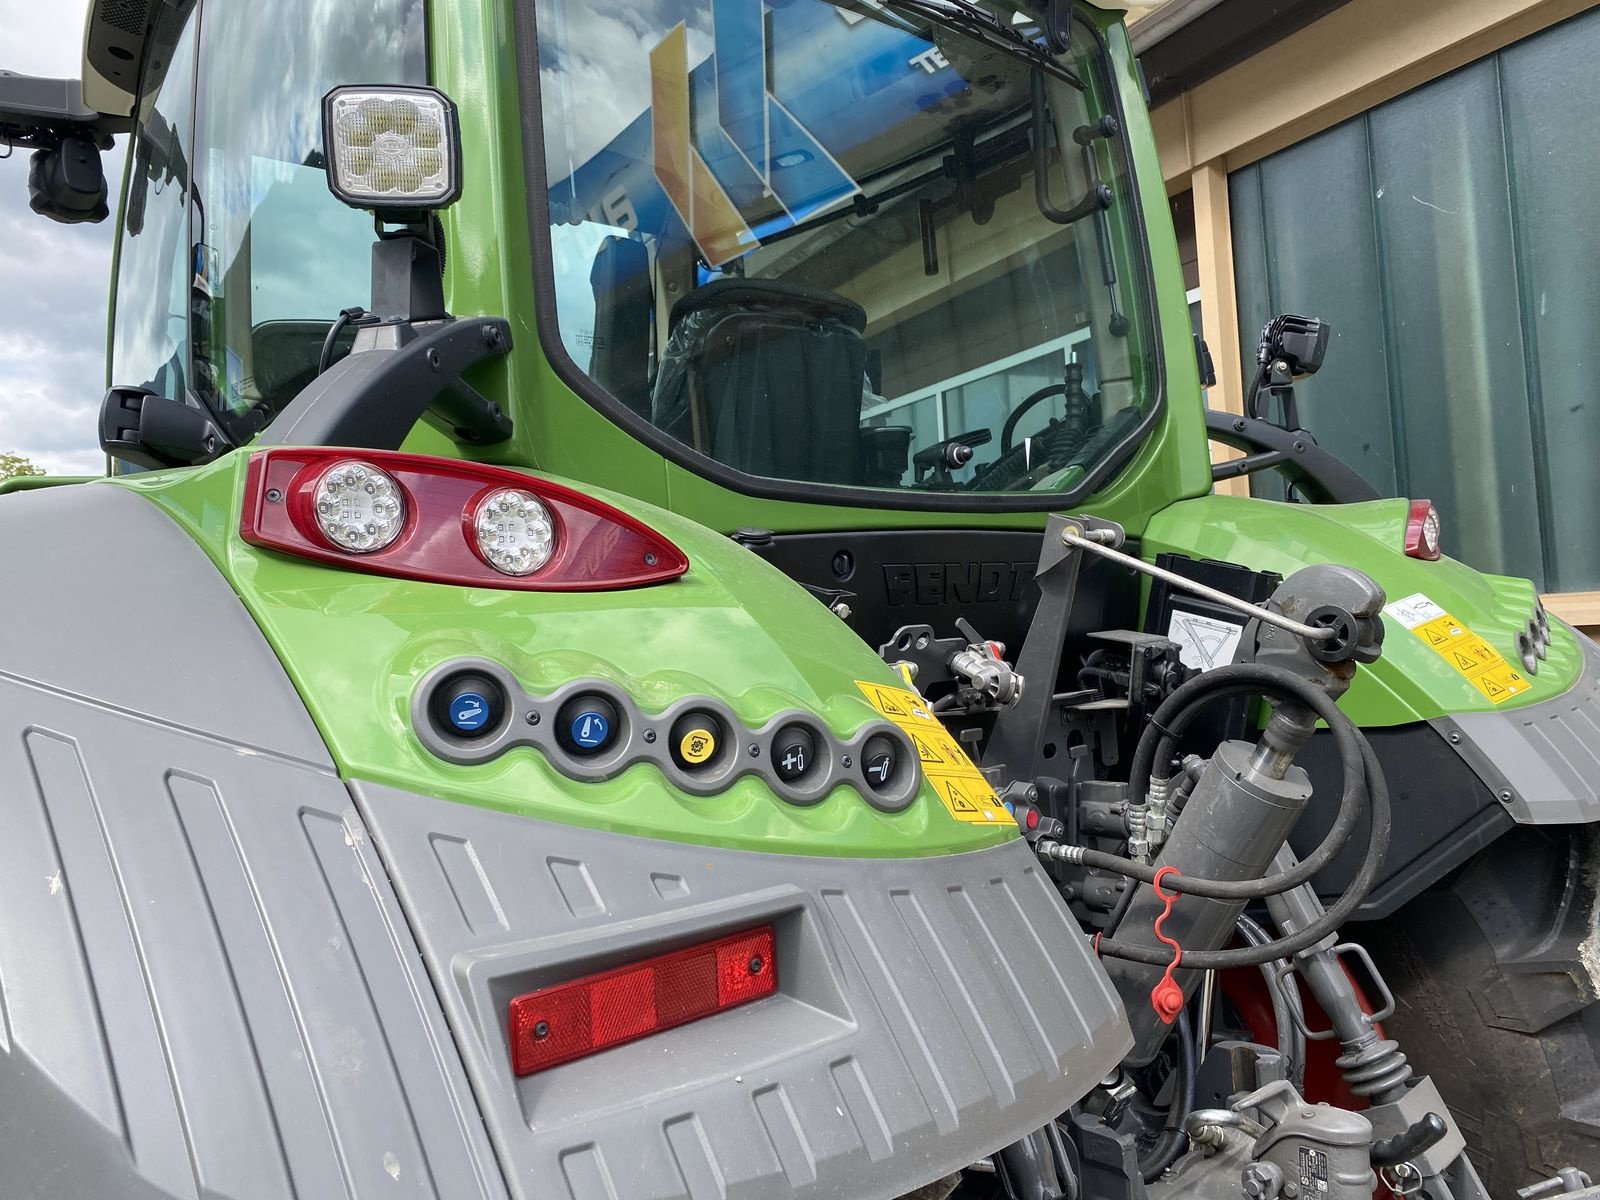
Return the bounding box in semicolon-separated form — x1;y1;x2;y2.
1059;527;1337;643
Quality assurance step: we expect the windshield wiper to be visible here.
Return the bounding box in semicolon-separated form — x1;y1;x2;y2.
829;0;1085;90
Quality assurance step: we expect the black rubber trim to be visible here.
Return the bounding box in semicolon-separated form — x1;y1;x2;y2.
509;2;1168;513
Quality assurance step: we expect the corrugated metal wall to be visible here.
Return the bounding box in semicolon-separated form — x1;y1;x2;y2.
1230;6;1600;591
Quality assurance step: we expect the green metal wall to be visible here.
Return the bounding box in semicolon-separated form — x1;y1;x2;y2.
1229;6;1600;592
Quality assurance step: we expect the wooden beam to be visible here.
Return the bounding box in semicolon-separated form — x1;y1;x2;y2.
1149;0;1588;186
1542;592;1600;636
1190;160;1249;496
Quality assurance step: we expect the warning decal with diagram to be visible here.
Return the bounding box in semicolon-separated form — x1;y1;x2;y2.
1382;592;1529;704
854;680;1012;824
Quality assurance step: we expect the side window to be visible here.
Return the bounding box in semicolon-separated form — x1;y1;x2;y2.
190;0;427;443
108;3;201;407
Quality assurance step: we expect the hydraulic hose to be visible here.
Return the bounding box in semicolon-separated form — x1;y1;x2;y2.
1087;664;1391;970
1123;666;1368;896
1137;1012;1196;1182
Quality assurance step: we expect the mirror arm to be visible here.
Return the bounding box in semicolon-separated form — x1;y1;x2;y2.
1212;448;1289;482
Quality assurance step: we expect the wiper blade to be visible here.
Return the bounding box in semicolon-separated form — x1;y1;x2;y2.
830;0;1085;90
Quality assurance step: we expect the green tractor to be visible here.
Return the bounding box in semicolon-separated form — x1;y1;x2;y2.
1;0;1596;1196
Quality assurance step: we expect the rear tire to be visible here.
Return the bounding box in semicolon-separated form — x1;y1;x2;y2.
1362;828;1600;1190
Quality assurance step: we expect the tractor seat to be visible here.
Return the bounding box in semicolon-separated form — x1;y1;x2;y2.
651;278;870;485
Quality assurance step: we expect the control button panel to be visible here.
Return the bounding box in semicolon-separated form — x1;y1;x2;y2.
414;659;920;811
862;733;898;791
670;712;723;770
557;696;620;756
450;692;491;733
429;671;506;740
772;725;817;783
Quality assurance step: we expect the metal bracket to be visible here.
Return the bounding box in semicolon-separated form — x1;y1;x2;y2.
981;513;1124;782
261;316;513;451
1274;942;1396;1041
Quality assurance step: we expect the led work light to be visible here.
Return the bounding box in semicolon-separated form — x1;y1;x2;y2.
321;85;462;212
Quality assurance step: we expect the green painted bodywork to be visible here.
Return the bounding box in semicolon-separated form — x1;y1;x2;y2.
113;456;1016;858
0;475;96;494
1144;495;1584;724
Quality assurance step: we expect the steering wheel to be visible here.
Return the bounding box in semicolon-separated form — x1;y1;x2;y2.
1000;382;1069;455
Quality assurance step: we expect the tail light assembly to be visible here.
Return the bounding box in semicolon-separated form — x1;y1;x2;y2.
240;449;688;590
1403;499;1442;561
509;926;777;1075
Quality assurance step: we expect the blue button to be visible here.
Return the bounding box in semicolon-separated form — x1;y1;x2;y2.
569;710;612;750
449;691;492;732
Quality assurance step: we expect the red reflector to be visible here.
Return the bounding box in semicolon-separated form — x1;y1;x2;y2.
240;449;688;590
509;926;776;1076
1404;498;1442;561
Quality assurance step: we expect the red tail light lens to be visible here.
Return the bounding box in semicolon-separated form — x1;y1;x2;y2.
240;449;688;590
1404;499;1442;561
509;926;776;1076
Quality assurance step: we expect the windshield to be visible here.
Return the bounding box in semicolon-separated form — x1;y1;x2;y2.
530;0;1159;496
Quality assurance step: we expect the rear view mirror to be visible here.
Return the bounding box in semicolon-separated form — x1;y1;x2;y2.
100;385;230;470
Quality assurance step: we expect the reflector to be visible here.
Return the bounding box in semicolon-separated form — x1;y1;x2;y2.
1404;499;1442;561
509;927;776;1075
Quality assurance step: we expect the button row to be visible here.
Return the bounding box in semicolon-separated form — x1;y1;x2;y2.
414;662;919;811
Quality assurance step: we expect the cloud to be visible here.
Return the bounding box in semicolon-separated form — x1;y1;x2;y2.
0;0;117;474
537;0;715;171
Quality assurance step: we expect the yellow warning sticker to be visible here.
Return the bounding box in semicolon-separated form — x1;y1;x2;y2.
1469;663;1530;703
1415;615;1468;647
857;682;930;721
854;679;1012;824
930;776;986;817
1383;593;1523;705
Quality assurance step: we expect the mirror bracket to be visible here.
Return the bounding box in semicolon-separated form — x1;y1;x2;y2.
100;385;233;470
258;316;514;451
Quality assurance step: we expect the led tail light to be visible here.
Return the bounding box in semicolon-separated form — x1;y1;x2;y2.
509;927;776;1076
311;459;406;552
241;449;688;590
1404;499;1442;561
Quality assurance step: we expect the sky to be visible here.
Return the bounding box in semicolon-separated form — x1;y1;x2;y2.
0;0;122;474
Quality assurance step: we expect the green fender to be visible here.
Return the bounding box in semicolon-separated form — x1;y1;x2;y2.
1143;495;1584;726
110;453;1018;858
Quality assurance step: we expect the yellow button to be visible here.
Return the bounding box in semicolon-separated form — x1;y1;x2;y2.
679;728;717;764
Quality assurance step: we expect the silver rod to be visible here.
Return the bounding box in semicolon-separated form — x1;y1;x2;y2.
1059;529;1336;642
1197;968;1217;1058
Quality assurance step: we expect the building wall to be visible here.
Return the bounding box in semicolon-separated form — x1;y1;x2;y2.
1150;0;1600;627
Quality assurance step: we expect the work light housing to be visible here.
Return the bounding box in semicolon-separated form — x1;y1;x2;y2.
321;84;462;213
